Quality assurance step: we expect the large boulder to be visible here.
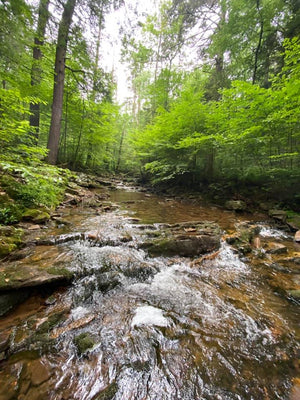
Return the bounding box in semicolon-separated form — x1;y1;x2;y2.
0;263;74;292
140;222;222;257
142;234;221;257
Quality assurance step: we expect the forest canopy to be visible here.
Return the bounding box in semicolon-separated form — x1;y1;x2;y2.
0;0;299;208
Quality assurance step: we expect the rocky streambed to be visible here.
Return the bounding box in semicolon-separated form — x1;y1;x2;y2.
0;181;299;400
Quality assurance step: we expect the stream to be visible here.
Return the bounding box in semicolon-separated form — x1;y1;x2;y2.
0;184;299;400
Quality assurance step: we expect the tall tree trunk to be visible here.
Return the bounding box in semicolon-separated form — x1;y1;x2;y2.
30;0;50;143
86;10;104;167
47;0;76;165
116;128;125;172
252;0;264;85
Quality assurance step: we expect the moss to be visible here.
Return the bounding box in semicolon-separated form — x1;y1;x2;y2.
0;242;17;257
45;266;73;281
0;264;28;289
73;333;95;355
95;382;118;400
287;290;300;299
22;209;50;223
36;312;66;334
0;225;24;258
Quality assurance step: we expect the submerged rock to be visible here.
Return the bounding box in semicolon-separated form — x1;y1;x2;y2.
73;333;95;355
0;290;30;316
287;289;300;300
266;242;288;255
26;358;52;386
95;381;118;400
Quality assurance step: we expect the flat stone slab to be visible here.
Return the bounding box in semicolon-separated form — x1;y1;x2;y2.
0;263;74;292
266;242;288;254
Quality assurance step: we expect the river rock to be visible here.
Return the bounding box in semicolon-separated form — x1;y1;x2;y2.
0;225;24;258
0;263;74;292
266;270;300;302
142;234;220;257
140;221;222;257
225;222;260;254
225;200;247;211
22;209;50;224
287;215;300;232
290;378;300;400
0;290;30;316
28;224;41;230
287;289;300;300
0;329;10;360
268;209;287;223
74;332;95;355
266;242;288;254
27;359;52;386
294;230;300;242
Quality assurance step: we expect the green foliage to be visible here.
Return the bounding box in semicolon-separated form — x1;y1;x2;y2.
0;206;20;225
0;88;47;161
132;37;300;206
0;161;71;210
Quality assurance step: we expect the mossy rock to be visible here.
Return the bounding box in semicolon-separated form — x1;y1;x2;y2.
73;333;95;355
95;382;118;400
36;311;67;334
22;209;50;223
287;290;300;300
142;234;221;257
45;266;74;281
0;263;74;291
287;214;300;231
0;225;24;258
225;200;247;211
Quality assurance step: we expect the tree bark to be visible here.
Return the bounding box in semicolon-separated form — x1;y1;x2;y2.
30;0;50;143
252;0;264;85
47;0;76;165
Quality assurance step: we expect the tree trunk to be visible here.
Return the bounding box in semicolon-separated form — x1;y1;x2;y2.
86;9;103;166
30;0;50;143
116;128;125;172
47;0;76;165
252;0;264;85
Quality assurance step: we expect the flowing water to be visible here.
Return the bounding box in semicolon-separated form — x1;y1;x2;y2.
0;185;299;400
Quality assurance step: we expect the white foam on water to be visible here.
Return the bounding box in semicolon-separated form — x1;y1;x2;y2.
212;242;250;272
71;306;90;320
131;305;169;328
259;226;289;239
